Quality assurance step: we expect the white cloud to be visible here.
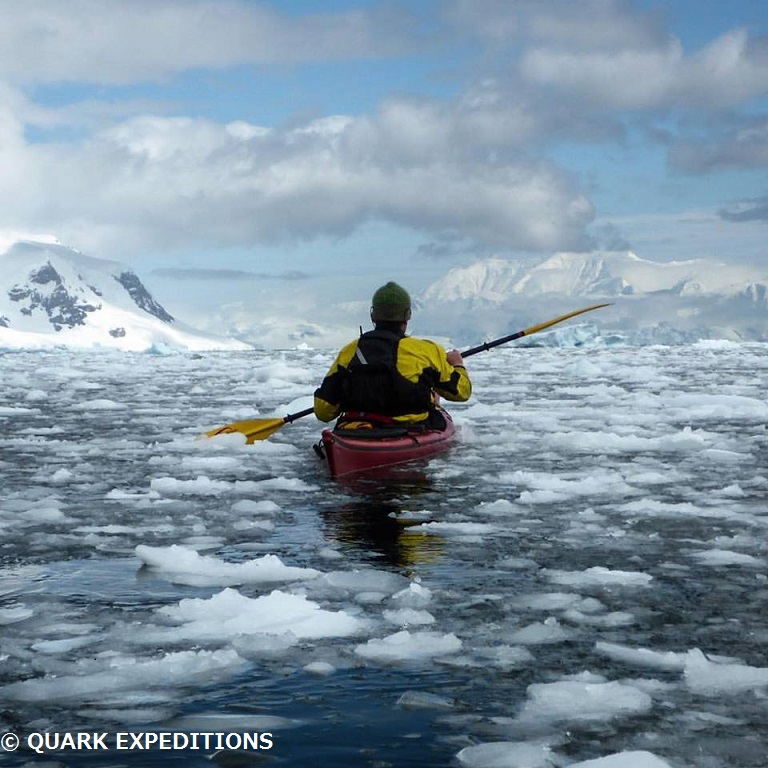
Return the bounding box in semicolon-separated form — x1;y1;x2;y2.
0;0;413;84
449;0;667;51
0;0;766;270
521;29;768;110
670;117;768;173
0;105;593;255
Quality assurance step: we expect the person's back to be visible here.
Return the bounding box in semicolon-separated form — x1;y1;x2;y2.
314;281;471;426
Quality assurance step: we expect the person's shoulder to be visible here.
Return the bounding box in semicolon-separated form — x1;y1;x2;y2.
340;337;361;354
401;336;445;354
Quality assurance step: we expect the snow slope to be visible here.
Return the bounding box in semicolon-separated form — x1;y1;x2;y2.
0;238;250;351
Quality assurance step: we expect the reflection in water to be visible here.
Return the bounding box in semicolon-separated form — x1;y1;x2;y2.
320;471;448;569
331;463;435;495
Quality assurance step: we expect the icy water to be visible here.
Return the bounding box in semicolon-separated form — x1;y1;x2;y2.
1;342;767;768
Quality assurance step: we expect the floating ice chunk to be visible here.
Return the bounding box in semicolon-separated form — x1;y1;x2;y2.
499;556;540;570
0;605;34;624
477;644;535;668
509;618;570;645
0;406;38;415
461;402;498;419
31;636;101;654
689;549;765;567
105;488;159;501
233;632;300;657
354;591;388;605
150;476;316;497
82;706;176;725
231;499;280;515
50;468;74;484
180;456;244;473
474;499;526;516
563;610;635;628
684;648;768;695
665;393;768;422
160;588;365;641
383;608;435;627
594;642;687;672
413;521;498;537
551;429;712;456
516;678;652;724
249;477;318;492
232;518;274;533
150;476;230;497
355;631;462;663
618;499;714;519
397;690;454;710
314;569;409;595
713;483;746;498
304;661;336;676
317;547;344;560
569;751;673;767
513;592;603;612
546;567;652;588
169;712;300;731
135;545;320;587
496;470;632;500
0;649;246;703
69;398;126;411
702;448;746;463
456;740;560;768
21;505;67;523
391;582;433;608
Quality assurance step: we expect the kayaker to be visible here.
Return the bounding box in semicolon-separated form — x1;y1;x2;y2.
314;281;472;429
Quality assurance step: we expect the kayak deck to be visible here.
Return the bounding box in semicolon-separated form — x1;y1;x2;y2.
318;411;455;479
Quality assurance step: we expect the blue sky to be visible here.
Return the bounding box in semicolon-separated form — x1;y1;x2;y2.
1;0;767;318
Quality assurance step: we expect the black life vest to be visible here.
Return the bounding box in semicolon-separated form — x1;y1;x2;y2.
340;329;436;416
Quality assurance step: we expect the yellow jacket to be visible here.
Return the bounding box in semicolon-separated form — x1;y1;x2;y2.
314;332;472;423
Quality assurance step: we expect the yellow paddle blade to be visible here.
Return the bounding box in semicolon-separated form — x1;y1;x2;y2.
199;407;315;444
522;302;613;337
201;417;287;444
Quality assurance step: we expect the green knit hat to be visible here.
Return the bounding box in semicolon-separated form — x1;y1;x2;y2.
371;281;412;322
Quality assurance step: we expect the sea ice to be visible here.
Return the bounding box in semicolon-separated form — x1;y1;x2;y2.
508;618;571;645
383;607;435;626
684;648;768;695
135;544;320;586
456;740;561;768
516;678;653;724
1;649;246;703
594;642;686;672
355;630;462;662
545;567;653;588
569;752;673;768
158;587;366;642
688;548;765;567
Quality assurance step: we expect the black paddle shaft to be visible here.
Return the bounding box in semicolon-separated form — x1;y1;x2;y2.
461;329;527;358
285;407;315;423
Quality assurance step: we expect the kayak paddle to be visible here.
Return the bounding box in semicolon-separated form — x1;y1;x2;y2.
200;302;611;443
461;302;612;356
202;406;314;444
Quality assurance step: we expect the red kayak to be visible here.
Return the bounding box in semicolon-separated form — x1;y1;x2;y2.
318;410;456;479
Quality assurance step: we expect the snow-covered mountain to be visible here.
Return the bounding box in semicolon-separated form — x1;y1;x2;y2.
0;238;250;351
424;251;768;301
417;251;768;344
